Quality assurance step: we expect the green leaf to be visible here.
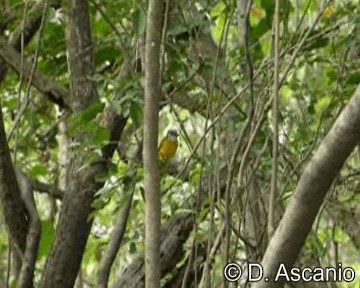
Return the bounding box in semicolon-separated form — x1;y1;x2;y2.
252;17;272;39
95;46;121;65
129;242;137;254
30;164;48;177
68;103;105;137
92;196;111;210
253;0;294;40
129;100;143;127
260;0;274;12
210;1;226;18
259;34;272;56
2;98;17;110
306;234;326;257
281;85;292;100
167;23;188;36
92;126;110;146
190;165;201;187
315;96;331;113
212;13;226;41
302;32;329;52
345;70;360;85
38;220;55;259
79;102;105;122
112;76;143;117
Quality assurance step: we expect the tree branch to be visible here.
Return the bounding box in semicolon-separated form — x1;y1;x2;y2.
254;85;360;288
0;0;60;84
0;37;69;108
143;0;163;286
97;192;134;288
113;213;194;288
268;0;280;238
16;169;41;288
33;180;63;199
0;102;29;274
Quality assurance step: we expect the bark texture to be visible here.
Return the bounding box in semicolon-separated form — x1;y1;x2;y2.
253;85;360;288
39;0;100;286
0;102;29;273
97;192;134;288
16;170;41;288
143;0;164;287
113;214;194;288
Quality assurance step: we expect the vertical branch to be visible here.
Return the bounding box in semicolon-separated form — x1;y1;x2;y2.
12;0;29;163
268;0;280;238
16;169;41;288
0;100;29;282
243;0;255;120
143;0;163;287
222;3;253;281
9;0;49;143
160;0;169;79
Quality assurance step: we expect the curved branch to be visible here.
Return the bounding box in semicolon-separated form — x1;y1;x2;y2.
0;0;61;84
254;85;360;288
0;37;69;108
97;192;134;288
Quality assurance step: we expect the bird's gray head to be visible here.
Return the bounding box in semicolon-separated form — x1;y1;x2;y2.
167;128;179;140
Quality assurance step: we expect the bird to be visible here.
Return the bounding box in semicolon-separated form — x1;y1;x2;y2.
159;128;179;161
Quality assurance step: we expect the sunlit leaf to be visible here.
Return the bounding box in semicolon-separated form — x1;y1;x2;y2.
210;1;225;18
38;220;55;259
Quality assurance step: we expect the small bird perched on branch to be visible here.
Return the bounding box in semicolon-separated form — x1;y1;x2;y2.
159;128;179;161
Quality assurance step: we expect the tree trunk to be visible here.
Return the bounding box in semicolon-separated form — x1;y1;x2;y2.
39;0;100;286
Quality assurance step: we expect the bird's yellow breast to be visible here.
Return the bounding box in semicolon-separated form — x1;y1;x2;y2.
159;138;178;160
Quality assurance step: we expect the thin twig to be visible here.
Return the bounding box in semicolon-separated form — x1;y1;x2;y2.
237;95;273;188
279;0;334;88
223;0;254;271
12;0;30;165
160;0;169;80
268;0;280;239
8;0;49;143
6;234;11;288
181;11;229;288
162;13;338;196
90;0;130;68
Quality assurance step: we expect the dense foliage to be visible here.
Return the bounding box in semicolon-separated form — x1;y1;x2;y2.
0;0;359;287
